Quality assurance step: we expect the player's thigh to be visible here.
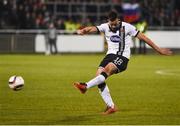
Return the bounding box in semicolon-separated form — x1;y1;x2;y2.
104;62;118;76
98;54;117;68
112;55;129;73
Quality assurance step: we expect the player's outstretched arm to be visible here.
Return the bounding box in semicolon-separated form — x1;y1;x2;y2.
137;32;172;56
77;26;98;35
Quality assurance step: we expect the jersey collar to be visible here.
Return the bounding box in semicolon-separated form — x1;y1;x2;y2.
108;21;122;33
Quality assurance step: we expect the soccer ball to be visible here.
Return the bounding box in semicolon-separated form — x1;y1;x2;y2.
8;75;24;91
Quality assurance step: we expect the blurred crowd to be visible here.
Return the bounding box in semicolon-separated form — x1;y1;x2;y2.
0;0;179;30
140;0;180;26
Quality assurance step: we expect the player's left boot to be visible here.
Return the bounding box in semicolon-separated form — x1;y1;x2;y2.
102;105;118;115
74;82;87;94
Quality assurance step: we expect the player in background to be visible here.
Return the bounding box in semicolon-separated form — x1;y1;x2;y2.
74;11;172;115
47;22;58;55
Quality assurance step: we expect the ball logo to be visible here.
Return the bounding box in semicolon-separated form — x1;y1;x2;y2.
110;35;120;43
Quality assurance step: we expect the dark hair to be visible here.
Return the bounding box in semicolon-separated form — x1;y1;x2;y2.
108;11;118;21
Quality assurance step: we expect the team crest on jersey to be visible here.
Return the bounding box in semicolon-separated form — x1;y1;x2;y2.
110;35;120;43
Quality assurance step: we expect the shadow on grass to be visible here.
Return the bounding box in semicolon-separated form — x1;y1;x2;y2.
53;109;126;125
54;114;100;125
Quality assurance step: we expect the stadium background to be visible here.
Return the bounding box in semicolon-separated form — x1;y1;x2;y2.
0;0;180;125
0;0;180;54
1;0;180;29
0;0;180;53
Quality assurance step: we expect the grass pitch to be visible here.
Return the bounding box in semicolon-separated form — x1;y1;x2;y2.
0;54;180;125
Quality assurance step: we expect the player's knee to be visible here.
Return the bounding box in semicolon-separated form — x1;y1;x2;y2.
96;71;102;76
96;68;105;76
103;70;111;77
104;65;117;76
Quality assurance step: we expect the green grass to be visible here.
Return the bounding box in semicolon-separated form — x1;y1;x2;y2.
0;54;180;125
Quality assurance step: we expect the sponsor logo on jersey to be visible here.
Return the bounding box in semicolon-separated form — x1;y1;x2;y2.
110;35;120;43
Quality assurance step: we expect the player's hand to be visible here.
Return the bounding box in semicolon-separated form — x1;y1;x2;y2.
159;48;173;56
77;29;85;35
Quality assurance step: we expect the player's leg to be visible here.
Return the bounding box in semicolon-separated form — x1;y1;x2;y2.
96;68;115;108
74;54;118;93
96;68;117;114
100;56;129;114
53;39;58;54
73;66;117;115
74;63;117;93
49;39;53;54
45;38;50;55
74;54;128;114
74;55;128;91
86;63;117;88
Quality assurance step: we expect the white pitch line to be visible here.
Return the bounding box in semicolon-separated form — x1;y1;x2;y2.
155;69;180;76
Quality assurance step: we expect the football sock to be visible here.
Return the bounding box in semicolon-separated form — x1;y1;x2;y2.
98;83;114;108
86;72;108;89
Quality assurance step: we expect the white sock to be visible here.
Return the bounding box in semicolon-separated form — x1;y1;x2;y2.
86;74;106;89
99;85;114;108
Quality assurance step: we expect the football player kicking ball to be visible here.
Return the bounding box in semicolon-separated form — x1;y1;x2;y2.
74;11;172;115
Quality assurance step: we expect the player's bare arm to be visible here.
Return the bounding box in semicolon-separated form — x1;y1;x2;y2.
137;32;172;56
77;26;98;35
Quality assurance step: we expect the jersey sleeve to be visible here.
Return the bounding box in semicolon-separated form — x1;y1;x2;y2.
96;23;106;33
126;23;139;37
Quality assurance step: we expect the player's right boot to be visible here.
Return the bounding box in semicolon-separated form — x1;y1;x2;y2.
102;105;118;115
74;82;87;94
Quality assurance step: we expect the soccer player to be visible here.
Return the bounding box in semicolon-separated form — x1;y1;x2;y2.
74;11;172;115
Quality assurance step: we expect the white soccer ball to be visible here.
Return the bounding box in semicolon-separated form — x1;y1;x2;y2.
8;75;24;91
